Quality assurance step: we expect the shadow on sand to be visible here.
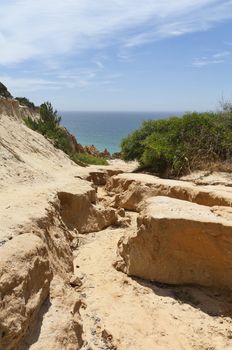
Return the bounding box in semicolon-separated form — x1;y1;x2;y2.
133;277;232;318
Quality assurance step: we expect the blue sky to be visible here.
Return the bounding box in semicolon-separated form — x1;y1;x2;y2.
0;0;232;111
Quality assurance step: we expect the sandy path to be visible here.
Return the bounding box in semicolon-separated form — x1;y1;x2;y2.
75;212;232;350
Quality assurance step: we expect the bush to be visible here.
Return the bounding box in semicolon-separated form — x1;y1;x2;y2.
24;102;73;155
16;97;36;109
24;101;108;166
121;108;232;177
72;152;108;166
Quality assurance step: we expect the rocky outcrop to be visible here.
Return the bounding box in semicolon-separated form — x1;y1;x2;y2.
0;83;39;122
0;97;39;121
61;127;85;154
58;187;118;233
32;197;75;278
83;145;111;159
86;169;122;186
0;82;13;99
0;191;86;350
99;148;111;159
60;127;111;160
0;176;121;349
116;196;232;291
0;178;120;349
106;173;232;211
86;170;108;186
0;234;52;350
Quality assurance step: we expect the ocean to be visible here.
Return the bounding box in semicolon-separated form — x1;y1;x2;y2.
60;111;181;154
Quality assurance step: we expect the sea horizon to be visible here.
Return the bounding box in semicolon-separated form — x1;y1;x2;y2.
60;110;183;154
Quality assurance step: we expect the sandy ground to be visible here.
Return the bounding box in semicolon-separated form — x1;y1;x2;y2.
2;110;232;349
74;191;232;350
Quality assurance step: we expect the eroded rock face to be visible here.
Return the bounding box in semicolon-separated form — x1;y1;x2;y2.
83;145;111;159
58;189;118;233
19;277;83;350
116;196;232;291
0;192;87;350
0;97;39;121
32;198;75;278
107;173;232;211
0;234;52;350
86;169;123;186
61;127;83;153
87;171;108;186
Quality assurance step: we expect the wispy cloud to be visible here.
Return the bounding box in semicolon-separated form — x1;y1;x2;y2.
94;61;104;70
0;65;122;94
192;50;230;67
0;0;232;65
0;76;60;93
1;0;232;97
224;41;232;46
213;51;230;58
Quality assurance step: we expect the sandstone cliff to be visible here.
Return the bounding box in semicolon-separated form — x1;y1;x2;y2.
0;94;123;349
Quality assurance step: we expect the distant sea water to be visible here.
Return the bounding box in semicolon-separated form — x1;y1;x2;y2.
60;111;182;154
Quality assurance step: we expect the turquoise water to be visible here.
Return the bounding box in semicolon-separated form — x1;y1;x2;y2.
60;111;181;154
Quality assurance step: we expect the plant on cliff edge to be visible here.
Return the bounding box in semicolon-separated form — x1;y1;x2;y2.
24;102;73;155
15;97;36;109
24;102;108;166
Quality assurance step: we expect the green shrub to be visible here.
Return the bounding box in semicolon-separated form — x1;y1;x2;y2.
121;108;232;177
16;97;36;109
24;102;73;155
24;101;108;167
72;152;108;166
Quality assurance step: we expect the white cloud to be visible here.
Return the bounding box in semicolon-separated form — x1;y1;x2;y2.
0;0;232;65
213;51;230;58
0;76;60;93
0;66;122;94
192;51;230;67
94;61;104;70
192;58;224;67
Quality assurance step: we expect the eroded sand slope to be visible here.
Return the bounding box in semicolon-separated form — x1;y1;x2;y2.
1;97;232;350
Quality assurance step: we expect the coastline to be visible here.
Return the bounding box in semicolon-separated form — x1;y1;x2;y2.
60;111;182;153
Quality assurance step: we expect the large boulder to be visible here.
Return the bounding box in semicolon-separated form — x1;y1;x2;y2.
115;196;232;291
0;82;13;99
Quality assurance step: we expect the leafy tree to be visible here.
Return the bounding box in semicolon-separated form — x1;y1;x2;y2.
39;102;61;129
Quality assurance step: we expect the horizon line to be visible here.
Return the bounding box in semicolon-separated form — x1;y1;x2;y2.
58;110;187;113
